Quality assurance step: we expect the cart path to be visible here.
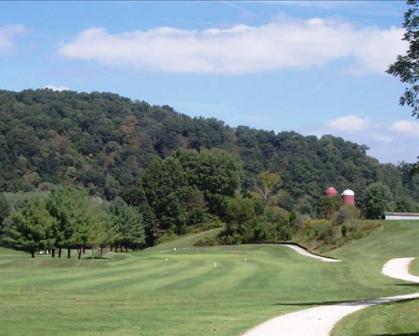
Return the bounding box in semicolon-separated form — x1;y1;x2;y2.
382;257;419;283
281;244;341;263
243;258;419;336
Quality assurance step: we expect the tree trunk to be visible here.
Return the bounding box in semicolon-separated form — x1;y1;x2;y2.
52;249;55;258
120;245;123;252
82;246;86;254
78;248;82;260
31;251;35;258
91;246;95;259
67;248;71;258
58;248;62;258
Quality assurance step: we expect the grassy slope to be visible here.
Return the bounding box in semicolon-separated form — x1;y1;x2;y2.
144;228;222;252
0;221;418;336
332;222;419;336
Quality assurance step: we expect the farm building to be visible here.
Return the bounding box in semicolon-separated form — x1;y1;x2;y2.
341;189;355;206
384;212;419;220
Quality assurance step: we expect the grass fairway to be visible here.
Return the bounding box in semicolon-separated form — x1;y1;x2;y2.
0;221;419;336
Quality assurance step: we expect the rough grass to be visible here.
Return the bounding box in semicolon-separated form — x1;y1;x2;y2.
0;221;418;336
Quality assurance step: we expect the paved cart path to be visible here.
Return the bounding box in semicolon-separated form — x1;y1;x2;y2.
243;257;419;336
280;244;341;263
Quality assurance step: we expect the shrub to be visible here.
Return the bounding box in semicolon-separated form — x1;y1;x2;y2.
292;213;311;229
341;224;347;237
304;219;334;243
218;232;243;245
194;236;219;246
343;219;363;240
331;206;360;226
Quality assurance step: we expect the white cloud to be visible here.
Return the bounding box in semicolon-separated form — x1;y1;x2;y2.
327;115;369;131
349;27;406;74
322;116;418;163
58;18;406;74
390;120;419;137
0;25;25;55
44;85;70;91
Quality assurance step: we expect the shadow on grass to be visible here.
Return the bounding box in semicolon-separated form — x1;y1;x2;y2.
274;298;419;306
81;256;109;260
389;283;419;287
373;333;419;336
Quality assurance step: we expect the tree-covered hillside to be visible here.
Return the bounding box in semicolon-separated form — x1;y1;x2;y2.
0;89;417;215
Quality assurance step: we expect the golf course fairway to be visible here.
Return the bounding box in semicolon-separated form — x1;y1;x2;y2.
0;220;418;336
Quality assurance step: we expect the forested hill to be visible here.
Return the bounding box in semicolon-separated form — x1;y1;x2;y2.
0;89;417;214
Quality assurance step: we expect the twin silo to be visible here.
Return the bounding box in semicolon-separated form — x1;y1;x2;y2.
324;187;355;206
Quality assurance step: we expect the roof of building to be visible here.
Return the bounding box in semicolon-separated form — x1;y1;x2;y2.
384;212;419;217
341;189;355;196
325;187;337;195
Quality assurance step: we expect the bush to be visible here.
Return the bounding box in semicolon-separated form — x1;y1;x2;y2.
341;224;347;237
313;221;334;243
188;216;223;233
343;219;363;240
292;213;311;229
155;231;178;245
218;232;243;245
194;236;219;246
331;206;360;226
304;219;334;243
342;219;382;241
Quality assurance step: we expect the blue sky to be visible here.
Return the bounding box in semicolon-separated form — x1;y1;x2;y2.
0;1;418;163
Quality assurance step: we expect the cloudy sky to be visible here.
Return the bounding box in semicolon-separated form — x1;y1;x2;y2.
0;1;418;163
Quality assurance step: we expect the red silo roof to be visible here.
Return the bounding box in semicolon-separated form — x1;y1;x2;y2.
325;187;337;196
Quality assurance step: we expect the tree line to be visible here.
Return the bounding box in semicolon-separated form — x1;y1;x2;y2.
0;149;242;257
0;89;417;218
0;147;399;257
0;188;144;258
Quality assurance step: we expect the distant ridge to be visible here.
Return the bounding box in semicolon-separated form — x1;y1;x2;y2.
0;89;417;215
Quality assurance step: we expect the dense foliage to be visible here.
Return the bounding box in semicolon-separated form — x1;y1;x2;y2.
362;182;395;219
0;89;418;217
1;187;145;258
122;149;238;244
387;0;419;118
0;193;9;236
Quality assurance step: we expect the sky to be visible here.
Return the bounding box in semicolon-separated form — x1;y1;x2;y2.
0;1;418;164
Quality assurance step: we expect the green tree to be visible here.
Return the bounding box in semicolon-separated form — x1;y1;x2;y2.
88;200;113;258
0;89;417;215
362;182;394;219
2;198;56;257
321;196;341;219
387;0;419;117
224;196;259;235
254;207;291;242
255;171;282;206
46;187;96;258
122;187;157;246
140;157;189;235
0;193;10;237
108;197;145;251
177;149;242;217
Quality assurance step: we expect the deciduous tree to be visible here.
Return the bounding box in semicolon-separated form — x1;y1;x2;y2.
387;0;419;117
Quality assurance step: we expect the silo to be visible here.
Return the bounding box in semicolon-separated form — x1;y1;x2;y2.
324;187;337;197
341;189;355;206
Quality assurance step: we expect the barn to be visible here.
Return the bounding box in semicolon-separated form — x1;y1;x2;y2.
384;212;419;220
